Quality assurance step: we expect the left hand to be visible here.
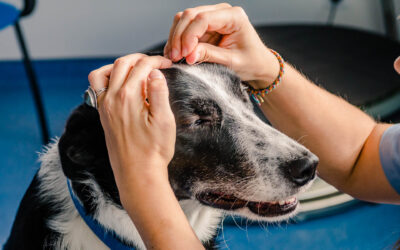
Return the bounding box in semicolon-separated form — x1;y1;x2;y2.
88;55;205;249
88;54;174;195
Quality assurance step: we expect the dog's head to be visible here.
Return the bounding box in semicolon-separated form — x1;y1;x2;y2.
59;63;318;222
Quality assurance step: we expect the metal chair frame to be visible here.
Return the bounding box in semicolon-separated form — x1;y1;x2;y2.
13;0;50;144
380;0;398;40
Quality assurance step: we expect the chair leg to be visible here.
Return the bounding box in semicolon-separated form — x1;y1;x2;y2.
380;0;398;40
14;21;50;144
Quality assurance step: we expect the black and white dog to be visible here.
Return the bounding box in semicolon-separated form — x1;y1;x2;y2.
5;63;318;250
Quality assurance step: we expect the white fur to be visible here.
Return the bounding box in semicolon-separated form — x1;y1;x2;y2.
37;141;222;250
34;64;316;249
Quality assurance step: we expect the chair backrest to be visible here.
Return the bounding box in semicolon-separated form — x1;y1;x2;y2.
20;0;35;17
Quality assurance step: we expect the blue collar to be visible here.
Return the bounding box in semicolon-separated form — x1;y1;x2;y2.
66;179;135;250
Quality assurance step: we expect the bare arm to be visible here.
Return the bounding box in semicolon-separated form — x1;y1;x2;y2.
89;54;204;250
259;64;400;203
118;170;204;250
165;4;400;204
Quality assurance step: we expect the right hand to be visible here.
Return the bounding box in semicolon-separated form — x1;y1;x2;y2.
164;3;280;88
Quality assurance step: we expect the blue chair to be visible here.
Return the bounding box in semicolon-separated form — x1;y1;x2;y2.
0;0;49;144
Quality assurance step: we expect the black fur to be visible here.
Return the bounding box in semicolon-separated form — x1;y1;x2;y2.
5;64;244;249
4;174;61;250
5;63;317;249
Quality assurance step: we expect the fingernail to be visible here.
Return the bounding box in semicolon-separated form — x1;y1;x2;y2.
171;48;179;60
194;51;200;63
188;52;200;65
182;48;188;57
149;69;164;80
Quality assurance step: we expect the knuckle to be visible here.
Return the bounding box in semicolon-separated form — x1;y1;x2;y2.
135;53;145;58
137;56;151;65
219;2;232;8
233;6;247;18
114;57;128;66
182;8;195;19
195;12;207;22
88;70;97;83
174;12;182;21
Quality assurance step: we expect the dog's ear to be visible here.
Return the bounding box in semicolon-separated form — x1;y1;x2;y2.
145;51;164;56
143;41;166;56
58;104;111;180
59;104;122;208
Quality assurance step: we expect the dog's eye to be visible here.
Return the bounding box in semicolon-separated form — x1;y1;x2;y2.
179;115;213;128
178;99;221;129
194;117;212;126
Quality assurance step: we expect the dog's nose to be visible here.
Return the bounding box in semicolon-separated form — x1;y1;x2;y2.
283;158;318;186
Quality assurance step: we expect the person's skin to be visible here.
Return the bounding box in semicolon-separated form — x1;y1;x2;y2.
89;3;400;249
164;4;400;204
88;54;204;249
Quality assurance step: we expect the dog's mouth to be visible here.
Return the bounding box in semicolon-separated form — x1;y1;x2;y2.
196;192;298;217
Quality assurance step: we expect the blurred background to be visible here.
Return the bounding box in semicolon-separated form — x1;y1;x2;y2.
1;0;400;249
0;0;399;60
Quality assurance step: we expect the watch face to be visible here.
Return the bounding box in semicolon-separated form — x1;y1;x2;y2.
84;87;97;109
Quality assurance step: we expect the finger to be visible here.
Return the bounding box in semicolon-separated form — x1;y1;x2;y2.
126;56;172;88
164;11;182;59
181;7;248;58
147;69;172;117
185;42;232;66
117;56;170;114
170;3;231;61
199;31;221;45
108;53;146;94
88;64;113;90
394;56;400;74
123;56;171;104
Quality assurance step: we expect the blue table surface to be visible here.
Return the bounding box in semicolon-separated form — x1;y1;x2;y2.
0;59;399;249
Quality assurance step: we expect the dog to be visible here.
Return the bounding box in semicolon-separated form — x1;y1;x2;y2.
4;62;318;250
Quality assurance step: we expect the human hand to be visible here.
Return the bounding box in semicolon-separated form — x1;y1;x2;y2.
88;54;175;195
164;3;280;88
394;56;400;74
88;55;206;249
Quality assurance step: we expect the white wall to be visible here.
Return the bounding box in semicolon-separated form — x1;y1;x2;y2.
0;0;396;60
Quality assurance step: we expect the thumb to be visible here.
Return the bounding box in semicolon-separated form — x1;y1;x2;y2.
147;69;172;116
186;42;232;67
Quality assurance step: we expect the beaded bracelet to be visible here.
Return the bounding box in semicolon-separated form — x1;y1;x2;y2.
247;49;285;106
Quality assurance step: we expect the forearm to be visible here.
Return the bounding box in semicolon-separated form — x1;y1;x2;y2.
161;3;400;203
258;64;376;189
116;168;204;250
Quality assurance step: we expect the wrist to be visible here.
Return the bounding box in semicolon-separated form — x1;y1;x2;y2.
113;159;170;189
117;167;171;202
246;49;285;106
119;173;174;216
249;48;281;89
